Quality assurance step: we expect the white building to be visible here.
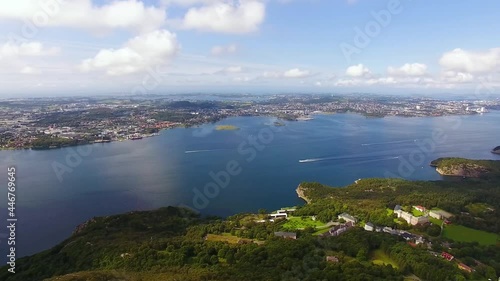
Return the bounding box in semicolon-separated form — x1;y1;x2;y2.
364;222;375;231
394;207;429;225
338;213;357;224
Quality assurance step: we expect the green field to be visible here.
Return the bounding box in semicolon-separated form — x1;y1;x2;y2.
205;233;252;244
312;226;331;236
370;249;399;268
429;217;443;226
442;225;499;245
216;125;239;131
411;208;424;217
282;216;325;230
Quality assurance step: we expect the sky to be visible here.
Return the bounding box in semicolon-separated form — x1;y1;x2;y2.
0;0;499;97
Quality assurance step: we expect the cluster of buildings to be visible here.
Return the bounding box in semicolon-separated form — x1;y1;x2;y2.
394;205;430;225
439;252;475;273
2;95;500;150
267;208;297;222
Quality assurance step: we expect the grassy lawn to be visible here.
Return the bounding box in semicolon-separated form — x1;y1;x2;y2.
205;234;252;244
370;249;399;269
442;225;499;246
429;217;443;226
312;227;331;236
411;209;424;217
282;216;325;230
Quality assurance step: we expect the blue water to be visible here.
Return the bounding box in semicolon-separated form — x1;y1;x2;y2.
1;112;500;259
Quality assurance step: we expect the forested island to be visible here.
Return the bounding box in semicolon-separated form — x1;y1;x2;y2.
2;158;499;281
430;158;500;178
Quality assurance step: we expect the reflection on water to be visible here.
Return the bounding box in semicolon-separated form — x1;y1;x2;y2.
1;112;500;258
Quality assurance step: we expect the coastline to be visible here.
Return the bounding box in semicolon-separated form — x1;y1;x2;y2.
296;184;311;204
2;111;497;151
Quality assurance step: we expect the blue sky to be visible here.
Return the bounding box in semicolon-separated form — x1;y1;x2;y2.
0;0;499;96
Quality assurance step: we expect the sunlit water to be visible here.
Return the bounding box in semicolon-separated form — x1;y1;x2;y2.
1;112;500;258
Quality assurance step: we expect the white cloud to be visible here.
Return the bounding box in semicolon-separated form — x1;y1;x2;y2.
0;41;59;59
441;71;474;83
283;68;310;78
439;48;500;73
345;64;371;77
161;0;221;6
182;0;265;33
0;0;166;34
224;66;243;73
20;66;41;74
211;44;238;55
387;63;427;76
80;29;179;75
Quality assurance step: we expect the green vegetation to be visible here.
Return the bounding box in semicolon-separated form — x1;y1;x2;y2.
370;249;399;268
216;125;240;131
205;233;253;244
442;224;499;246
431;157;500;178
466;202;494;216
281;216;325;230
411;208;424;217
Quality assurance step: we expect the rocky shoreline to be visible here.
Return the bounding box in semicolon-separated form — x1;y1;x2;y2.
296;184;311;204
492;146;500;155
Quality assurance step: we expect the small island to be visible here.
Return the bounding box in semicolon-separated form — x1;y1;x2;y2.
492;146;500;155
216;125;240;131
273;121;285;127
430;157;500;178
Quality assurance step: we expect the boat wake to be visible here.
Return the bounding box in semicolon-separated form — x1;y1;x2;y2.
185;149;218;154
361;139;417;146
299;156;399;164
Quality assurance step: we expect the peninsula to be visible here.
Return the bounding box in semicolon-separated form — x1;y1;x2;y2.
492;146;500;155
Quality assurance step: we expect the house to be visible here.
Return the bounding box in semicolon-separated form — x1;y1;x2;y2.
364;222;375;231
394;205;402;212
326;256;339;263
441;252;454;261
274;232;297;239
395;208;429;225
400;232;414;241
338;213;357;224
383;226;395;234
410;215;429;225
458;263;473;273
328;221;354;237
429;209;454;220
415;236;425;245
270;213;288;219
413;205;427;213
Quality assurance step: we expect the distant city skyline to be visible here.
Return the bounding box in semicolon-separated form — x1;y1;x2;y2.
0;0;499;96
